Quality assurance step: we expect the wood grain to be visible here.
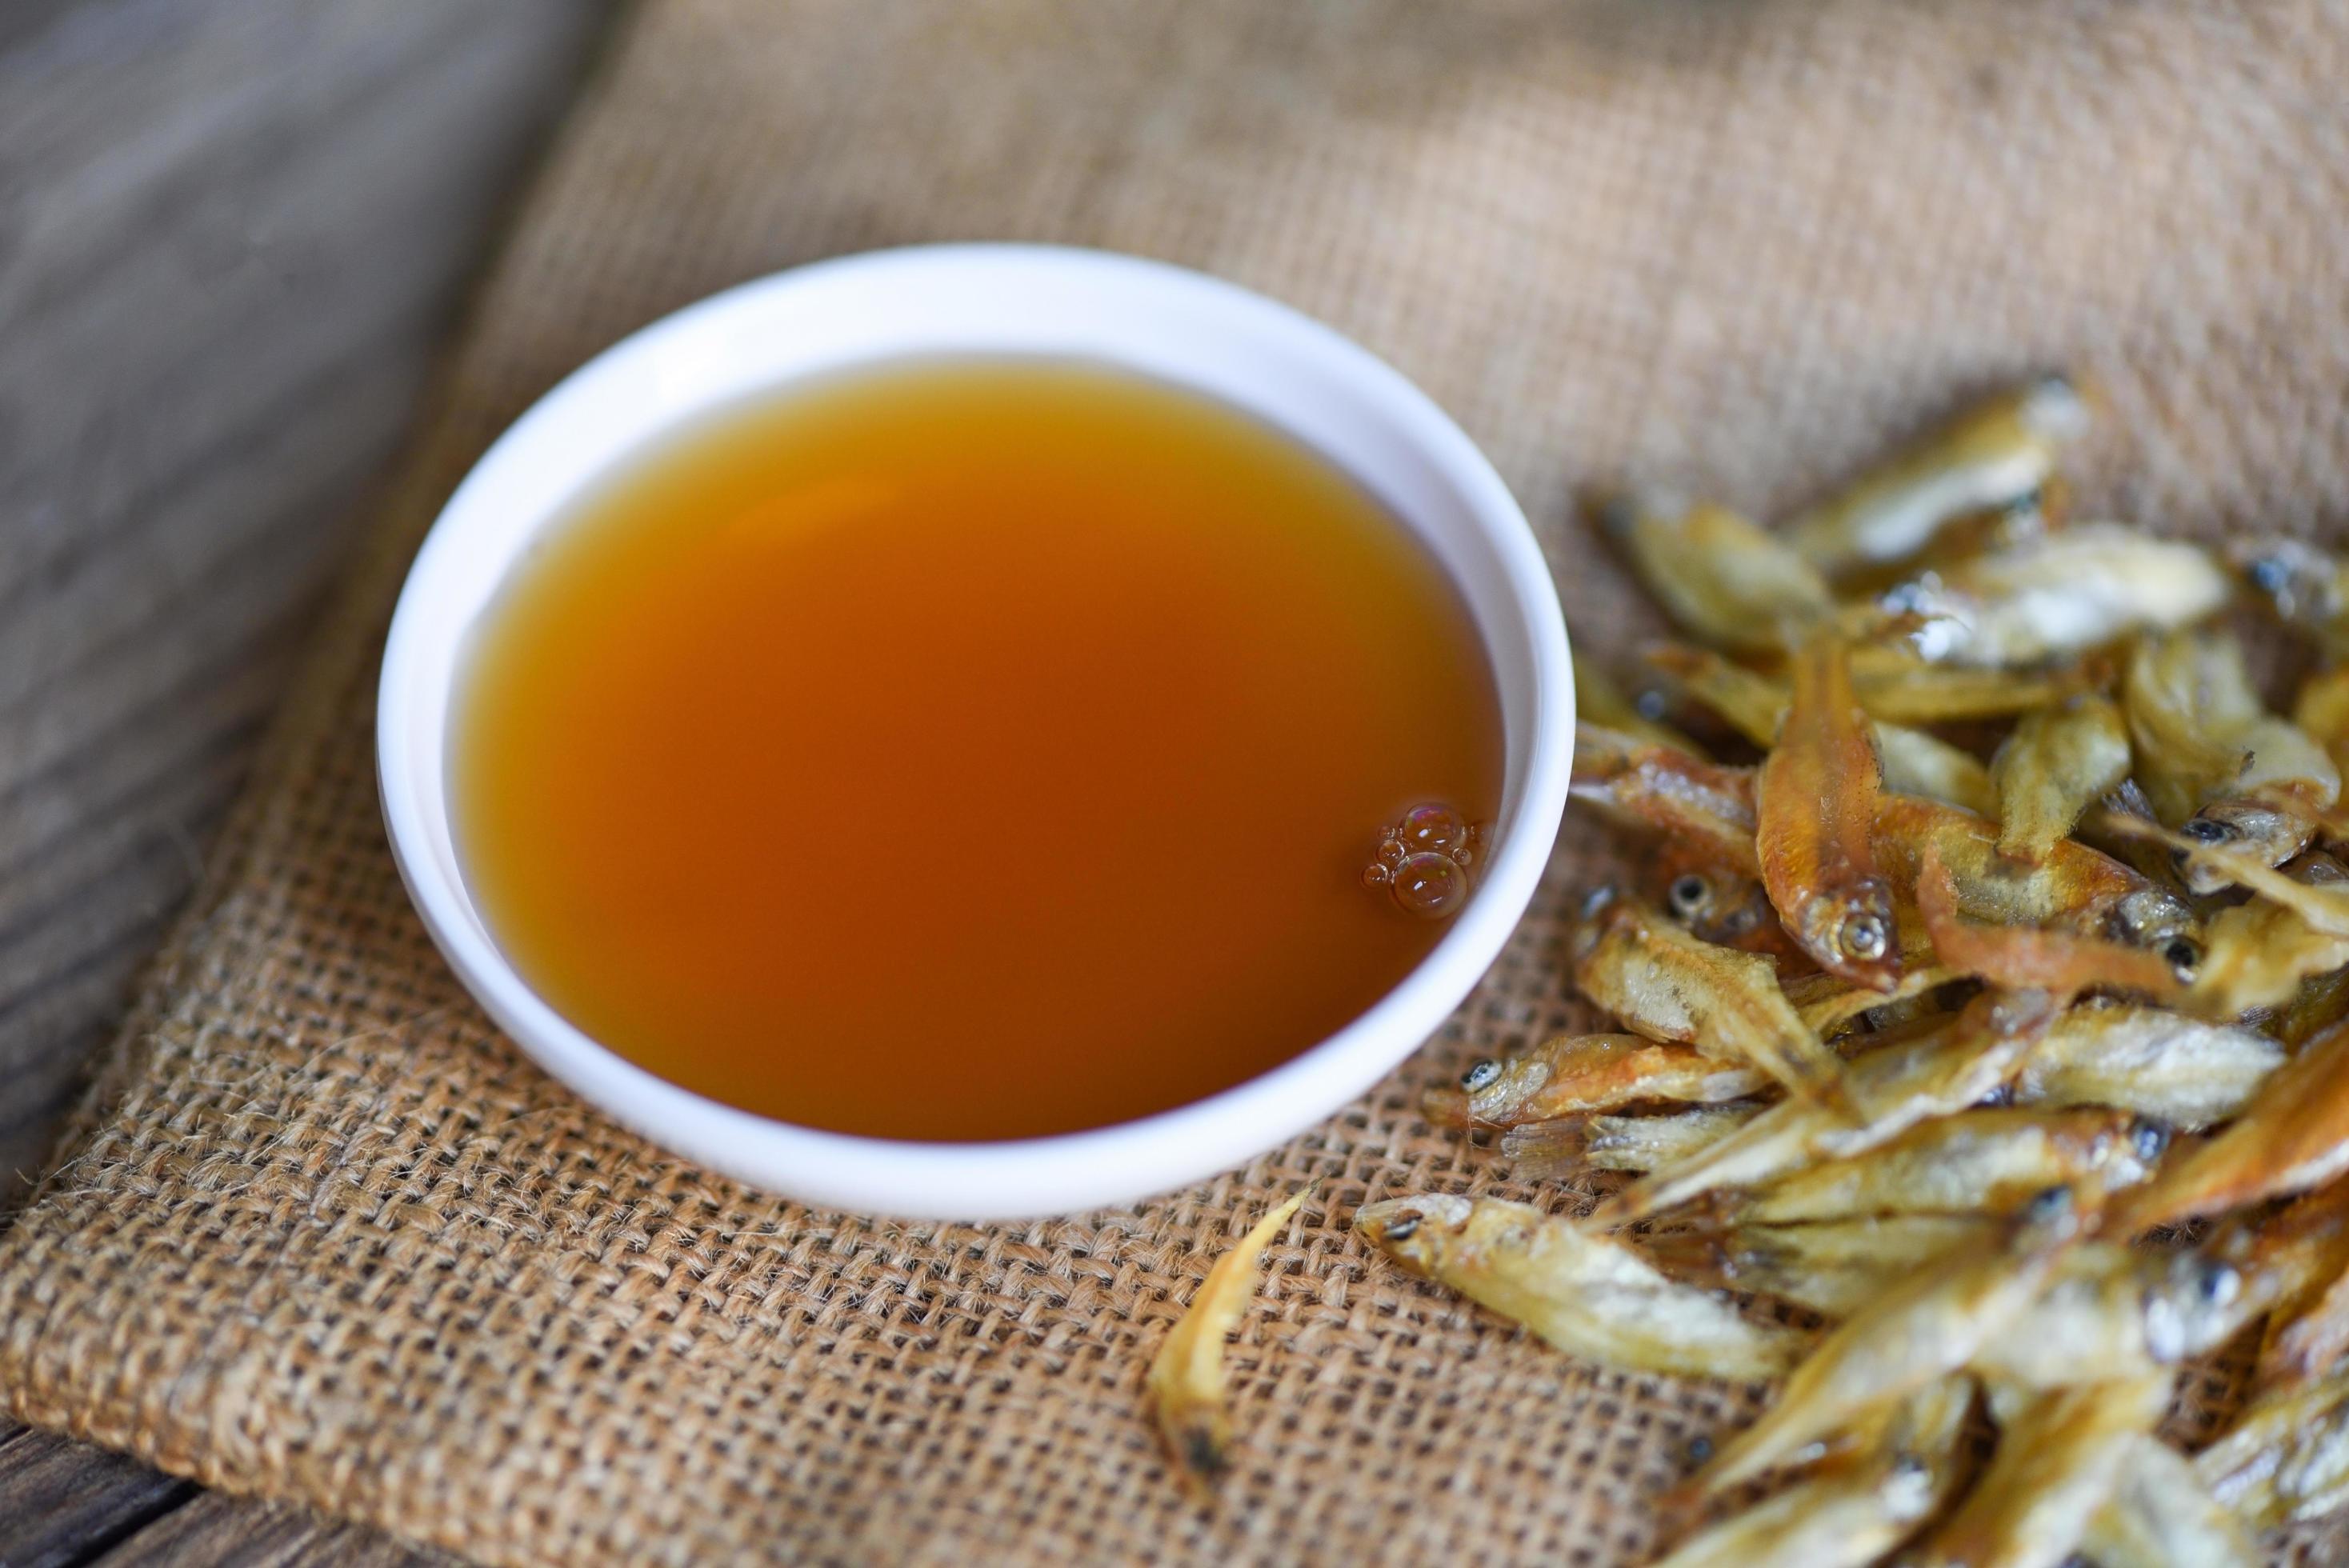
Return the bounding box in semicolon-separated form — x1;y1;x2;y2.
0;0;614;1559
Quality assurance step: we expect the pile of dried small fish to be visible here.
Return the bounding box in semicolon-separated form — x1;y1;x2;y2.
1347;378;2349;1565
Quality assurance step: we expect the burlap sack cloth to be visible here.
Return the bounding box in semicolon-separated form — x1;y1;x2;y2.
9;2;2349;1562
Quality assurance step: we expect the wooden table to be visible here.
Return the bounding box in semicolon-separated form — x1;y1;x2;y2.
0;0;614;1558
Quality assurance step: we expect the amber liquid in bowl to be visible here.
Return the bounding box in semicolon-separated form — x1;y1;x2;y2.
452;358;1503;1142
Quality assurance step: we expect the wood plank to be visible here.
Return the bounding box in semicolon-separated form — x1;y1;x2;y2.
0;1426;197;1568
0;0;616;1559
0;0;615;1204
93;1490;453;1567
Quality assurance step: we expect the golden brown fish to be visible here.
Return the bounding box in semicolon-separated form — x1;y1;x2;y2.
1650;642;2006;812
1571;725;1762;876
1650;852;1811;966
2242;1182;2349;1392
2196;1368;2349;1531
1716;1107;2166;1227
1146;1186;1311;1494
1784;376;2091;576
2236;536;2349;662
1759;635;1902;989
1971;1241;2261;1389
1571;890;1854;1114
2124;630;2340;891
1885;524;2228;669
1499;1104;1763;1179
2010;1000;2283;1128
2116;1016;2349;1233
1908;1372;2169;1568
1426;1034;1764;1131
1991;691;2132;862
2082;1437;2259;1568
1695;1185;2086;1494
1591;989;2056;1227
1573;658;1703;754
1875;793;2191;949
1650;1378;1972;1568
2296;662;2349;782
1354;1194;1807;1382
1643;1214;1999;1317
1915;841;2181;1001
1601;494;1833;654
1784;961;1962;1038
2271;963;2349;1050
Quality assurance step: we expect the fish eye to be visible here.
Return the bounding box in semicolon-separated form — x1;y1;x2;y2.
2023;1186;2072;1223
1634;688;1671;722
2181;817;2236;845
2129;1118;2171;1162
1460;1060;1502;1092
1667;874;1711;914
1382;1210;1423;1242
1684;1435;1714;1464
1838;912;1889;962
2163;938;2201;980
2197;1261;2241;1306
2247;554;2294;594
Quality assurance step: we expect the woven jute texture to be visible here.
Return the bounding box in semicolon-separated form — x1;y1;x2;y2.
11;2;2349;1562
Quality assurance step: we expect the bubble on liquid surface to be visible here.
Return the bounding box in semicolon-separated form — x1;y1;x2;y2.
1375;835;1408;868
1361;862;1394;889
1391;853;1467;918
1399;802;1467;854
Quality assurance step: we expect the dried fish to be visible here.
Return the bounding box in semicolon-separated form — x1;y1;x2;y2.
2082;1438;2259;1568
2271;963;2349;1050
2123;631;2340;890
1696;1186;2085;1494
2249;1184;2349;1390
2117;1017;2349;1232
1884;524;2229;669
1644;1214;1998;1317
1571;890;1854;1114
1602;494;1832;654
1571;726;1760;875
1909;1373;2169;1568
1915;841;2181;1000
1593;990;2055;1227
1572;658;1701;754
2177;873;2349;1019
1759;635;1903;989
1650;1379;1971;1568
1717;1108;2166;1227
1427;1034;1764;1131
1971;1242;2259;1389
2296;662;2349;781
1501;1105;1763;1178
2236;536;2349;662
1652;642;2015;812
2197;1369;2349;1531
1652;854;1808;965
1388;378;2349;1549
1784;377;2091;576
1786;962;1963;1038
1871;725;2002;819
1146;1186;1310;1493
2010;1001;2282;1129
1873;794;2179;944
1991;692;2132;862
1354;1194;1806;1382
1847;646;2095;726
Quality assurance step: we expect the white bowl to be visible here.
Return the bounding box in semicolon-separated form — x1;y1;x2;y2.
378;244;1573;1222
